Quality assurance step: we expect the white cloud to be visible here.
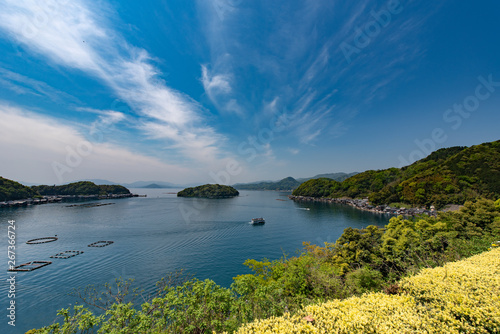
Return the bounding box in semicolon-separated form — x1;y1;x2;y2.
201;64;244;115
301;129;321;144
202;65;232;96
0;103;191;184
0;0;226;168
0;0;106;72
90;110;126;136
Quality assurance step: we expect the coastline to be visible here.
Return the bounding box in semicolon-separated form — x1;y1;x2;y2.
288;195;437;216
0;193;138;208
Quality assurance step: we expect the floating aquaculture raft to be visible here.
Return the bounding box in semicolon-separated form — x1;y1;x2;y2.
50;250;84;259
66;203;115;208
88;241;114;247
26;237;58;244
9;261;52;272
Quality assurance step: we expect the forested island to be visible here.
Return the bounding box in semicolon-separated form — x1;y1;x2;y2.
33;181;130;196
0;176;38;201
177;184;239;198
0;178;132;205
293;140;500;209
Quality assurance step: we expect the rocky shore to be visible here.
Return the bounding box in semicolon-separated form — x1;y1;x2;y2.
288;195;437;217
0;193;138;208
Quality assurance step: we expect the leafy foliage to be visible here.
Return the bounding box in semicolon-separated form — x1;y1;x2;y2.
293;140;500;208
0;176;39;201
0;177;131;201
235;247;500;333
32;181;130;196
302;172;359;182
177;184;239;198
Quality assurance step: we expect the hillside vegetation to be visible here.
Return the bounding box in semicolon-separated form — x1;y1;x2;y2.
235;246;500;333
0;177;38;201
177;184;239;198
33;181;130;196
299;172;359;183
29;197;500;333
234;177;301;190
0;178;132;202
293;140;500;208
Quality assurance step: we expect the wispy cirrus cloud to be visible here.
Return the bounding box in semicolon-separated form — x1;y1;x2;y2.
77;107;128;139
201;63;243;115
0;0;227;168
202;65;232;96
197;0;437;146
0;67;80;104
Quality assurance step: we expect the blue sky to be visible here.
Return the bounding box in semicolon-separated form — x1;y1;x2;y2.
0;0;499;185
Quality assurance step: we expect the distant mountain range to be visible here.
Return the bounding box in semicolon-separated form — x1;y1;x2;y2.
234;177;300;191
84;180;177;188
233;172;358;191
123;181;177;188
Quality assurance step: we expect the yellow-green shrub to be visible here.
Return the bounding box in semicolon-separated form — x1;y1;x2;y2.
232;247;500;333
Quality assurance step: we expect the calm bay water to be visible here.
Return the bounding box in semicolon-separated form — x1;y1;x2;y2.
0;190;390;333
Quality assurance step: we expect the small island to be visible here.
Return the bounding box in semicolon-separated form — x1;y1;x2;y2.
0;178;134;207
177;184;239;198
32;181;131;197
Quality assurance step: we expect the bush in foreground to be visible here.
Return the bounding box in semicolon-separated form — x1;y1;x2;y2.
233;247;500;333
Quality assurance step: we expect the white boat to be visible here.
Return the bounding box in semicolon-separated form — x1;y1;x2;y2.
251;217;265;225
